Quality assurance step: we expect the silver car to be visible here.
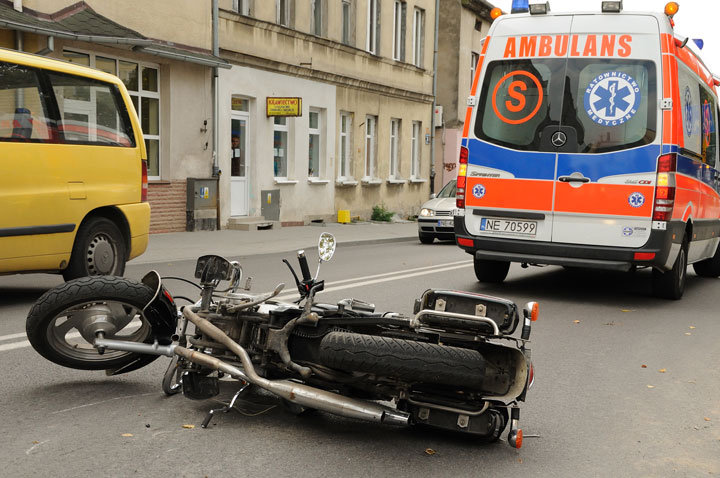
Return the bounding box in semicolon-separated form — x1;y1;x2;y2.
418;179;457;244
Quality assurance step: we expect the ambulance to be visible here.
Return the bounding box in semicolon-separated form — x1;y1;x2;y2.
455;1;720;299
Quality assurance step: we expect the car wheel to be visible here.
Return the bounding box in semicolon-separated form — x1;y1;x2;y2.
473;257;510;283
652;239;687;300
419;232;434;244
63;217;127;281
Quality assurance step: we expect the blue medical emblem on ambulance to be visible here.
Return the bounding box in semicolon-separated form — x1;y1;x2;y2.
628;192;645;208
622;227;633;237
684;86;694;136
472;184;486;199
584;72;642;126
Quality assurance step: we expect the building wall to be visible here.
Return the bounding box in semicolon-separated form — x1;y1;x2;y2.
219;65;337;224
21;0;212;50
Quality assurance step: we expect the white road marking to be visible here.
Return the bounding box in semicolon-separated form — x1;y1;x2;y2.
0;332;27;342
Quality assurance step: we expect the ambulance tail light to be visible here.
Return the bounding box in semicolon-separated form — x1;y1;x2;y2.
652;153;676;221
457;146;468;209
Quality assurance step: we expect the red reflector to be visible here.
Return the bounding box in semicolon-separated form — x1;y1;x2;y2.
163;289;175;303
634;252;656;261
459;146;469;164
457;237;473;247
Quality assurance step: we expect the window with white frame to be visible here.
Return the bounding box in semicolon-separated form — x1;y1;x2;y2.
308;109;322;177
273;116;289;178
412;8;425;68
63;50;161;178
342;0;353;45
277;0;292;27
393;1;406;61
366;0;379;54
389;118;401;178
364;115;377;178
339;112;353;178
411;121;421;178
311;0;325;36
233;0;250;15
470;52;480;88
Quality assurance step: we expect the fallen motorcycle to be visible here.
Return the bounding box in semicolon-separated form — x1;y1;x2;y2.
26;233;537;447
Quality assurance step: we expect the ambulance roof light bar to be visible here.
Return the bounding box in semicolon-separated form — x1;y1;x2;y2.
601;1;623;13
529;2;550;15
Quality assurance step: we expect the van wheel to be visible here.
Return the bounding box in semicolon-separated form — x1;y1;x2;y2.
473;257;510;283
419;232;435;244
692;242;720;277
652;240;687;300
63;217;127;281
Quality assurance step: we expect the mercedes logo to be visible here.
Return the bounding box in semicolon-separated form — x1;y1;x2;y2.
551;131;567;147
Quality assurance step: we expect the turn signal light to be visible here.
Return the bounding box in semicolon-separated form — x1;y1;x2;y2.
490;7;503;20
457;146;468;209
530;302;539;322
141;160;148;202
665;2;679;17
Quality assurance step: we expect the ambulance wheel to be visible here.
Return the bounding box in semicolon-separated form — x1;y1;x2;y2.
474;258;510;283
692;242;720;277
652;240;687;300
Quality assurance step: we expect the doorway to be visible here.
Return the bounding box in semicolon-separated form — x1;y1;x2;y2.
230;113;249;216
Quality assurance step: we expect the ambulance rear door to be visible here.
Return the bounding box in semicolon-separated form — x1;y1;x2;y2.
550;14;661;247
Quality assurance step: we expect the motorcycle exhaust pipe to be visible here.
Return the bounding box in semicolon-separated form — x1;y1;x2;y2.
181;308;409;426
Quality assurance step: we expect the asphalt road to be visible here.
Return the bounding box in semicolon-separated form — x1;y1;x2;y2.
0;241;718;477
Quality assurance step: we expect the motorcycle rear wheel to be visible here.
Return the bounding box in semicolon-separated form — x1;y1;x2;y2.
26;276;160;371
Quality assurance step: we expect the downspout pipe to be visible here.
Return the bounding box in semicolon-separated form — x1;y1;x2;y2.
212;0;220;178
430;0;440;194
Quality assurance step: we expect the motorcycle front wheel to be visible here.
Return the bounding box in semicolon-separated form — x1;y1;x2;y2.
26;276;160;371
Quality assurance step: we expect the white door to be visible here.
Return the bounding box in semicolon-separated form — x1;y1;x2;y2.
230;115;249;216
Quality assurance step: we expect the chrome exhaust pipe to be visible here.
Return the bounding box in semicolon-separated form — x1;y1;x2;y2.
181;308;409;426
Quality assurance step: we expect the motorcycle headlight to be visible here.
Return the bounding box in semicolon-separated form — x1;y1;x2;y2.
420;208;433;216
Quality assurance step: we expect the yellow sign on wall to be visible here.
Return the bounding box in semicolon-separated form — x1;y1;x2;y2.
266;97;302;117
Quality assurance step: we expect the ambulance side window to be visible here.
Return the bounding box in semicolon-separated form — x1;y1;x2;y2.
699;86;716;167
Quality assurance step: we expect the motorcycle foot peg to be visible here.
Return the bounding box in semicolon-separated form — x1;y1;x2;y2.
508;407;522;449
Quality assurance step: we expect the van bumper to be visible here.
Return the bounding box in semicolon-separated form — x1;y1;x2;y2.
117;202;151;261
455;217;684;272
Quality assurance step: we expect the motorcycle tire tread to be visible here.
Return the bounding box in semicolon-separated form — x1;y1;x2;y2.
319;332;485;388
26;276;159;371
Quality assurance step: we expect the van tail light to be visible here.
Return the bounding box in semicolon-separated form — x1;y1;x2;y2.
141;160;149;202
652;153;676;221
456;146;469;209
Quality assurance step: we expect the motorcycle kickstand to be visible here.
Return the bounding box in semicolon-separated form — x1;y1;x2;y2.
201;382;250;429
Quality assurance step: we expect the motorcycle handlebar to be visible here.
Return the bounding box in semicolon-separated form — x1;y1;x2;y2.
297;250;312;282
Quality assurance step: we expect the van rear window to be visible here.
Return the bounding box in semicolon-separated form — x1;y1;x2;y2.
475;59;656;154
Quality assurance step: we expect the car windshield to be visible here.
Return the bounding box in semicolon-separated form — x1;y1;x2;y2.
437;180;456;198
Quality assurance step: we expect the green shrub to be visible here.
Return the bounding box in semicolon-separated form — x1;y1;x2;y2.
371;204;394;222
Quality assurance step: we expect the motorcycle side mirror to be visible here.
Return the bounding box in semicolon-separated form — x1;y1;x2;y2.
195;255;234;285
318;233;336;263
314;232;336;281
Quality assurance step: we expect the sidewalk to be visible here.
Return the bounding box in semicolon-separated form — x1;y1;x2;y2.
136;221;419;264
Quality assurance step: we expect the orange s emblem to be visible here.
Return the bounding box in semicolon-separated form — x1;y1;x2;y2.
492;71;543;125
506;81;527;112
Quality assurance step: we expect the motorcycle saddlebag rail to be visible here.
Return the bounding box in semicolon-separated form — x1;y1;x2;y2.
413;290;519;335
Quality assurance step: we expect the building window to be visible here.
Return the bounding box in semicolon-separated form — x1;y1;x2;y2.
364;115;377;178
412;8;424;68
273;116;289;178
342;0;353;45
277;0;292;27
411;121;421;178
311;0;325;36
64;50;160;178
233;0;250;15
392;1;406;61
308;109;321;177
470;52;480;88
339;112;353;178
366;0;379;54
389;118;401;178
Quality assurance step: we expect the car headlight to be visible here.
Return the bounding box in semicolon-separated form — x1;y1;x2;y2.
420;208;433;216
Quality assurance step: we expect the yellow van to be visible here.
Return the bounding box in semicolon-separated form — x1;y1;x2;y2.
0;48;150;280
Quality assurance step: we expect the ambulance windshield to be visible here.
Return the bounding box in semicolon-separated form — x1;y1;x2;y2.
475;59;657;154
